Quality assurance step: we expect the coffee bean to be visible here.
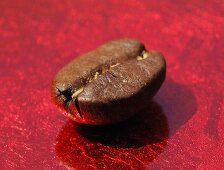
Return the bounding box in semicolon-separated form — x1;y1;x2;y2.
51;39;166;125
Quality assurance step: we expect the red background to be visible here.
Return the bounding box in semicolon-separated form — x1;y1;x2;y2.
1;0;224;169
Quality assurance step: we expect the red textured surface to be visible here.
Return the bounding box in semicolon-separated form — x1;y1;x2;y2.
1;1;224;169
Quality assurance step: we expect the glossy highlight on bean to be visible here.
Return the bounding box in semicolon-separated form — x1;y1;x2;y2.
51;38;166;125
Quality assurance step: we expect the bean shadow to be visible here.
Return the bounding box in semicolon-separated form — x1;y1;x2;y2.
155;78;197;135
55;78;197;169
76;101;168;148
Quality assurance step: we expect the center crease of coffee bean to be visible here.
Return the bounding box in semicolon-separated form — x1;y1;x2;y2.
69;50;149;118
136;50;149;60
71;50;149;100
71;63;121;100
70;62;121;118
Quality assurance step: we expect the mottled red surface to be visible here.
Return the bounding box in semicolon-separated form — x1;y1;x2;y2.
1;0;224;169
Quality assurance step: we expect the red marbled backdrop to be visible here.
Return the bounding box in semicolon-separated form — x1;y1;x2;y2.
0;0;224;169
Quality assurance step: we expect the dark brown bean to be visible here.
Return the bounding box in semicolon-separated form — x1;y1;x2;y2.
51;39;166;125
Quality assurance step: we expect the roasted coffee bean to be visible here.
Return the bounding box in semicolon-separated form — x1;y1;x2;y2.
51;39;166;125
